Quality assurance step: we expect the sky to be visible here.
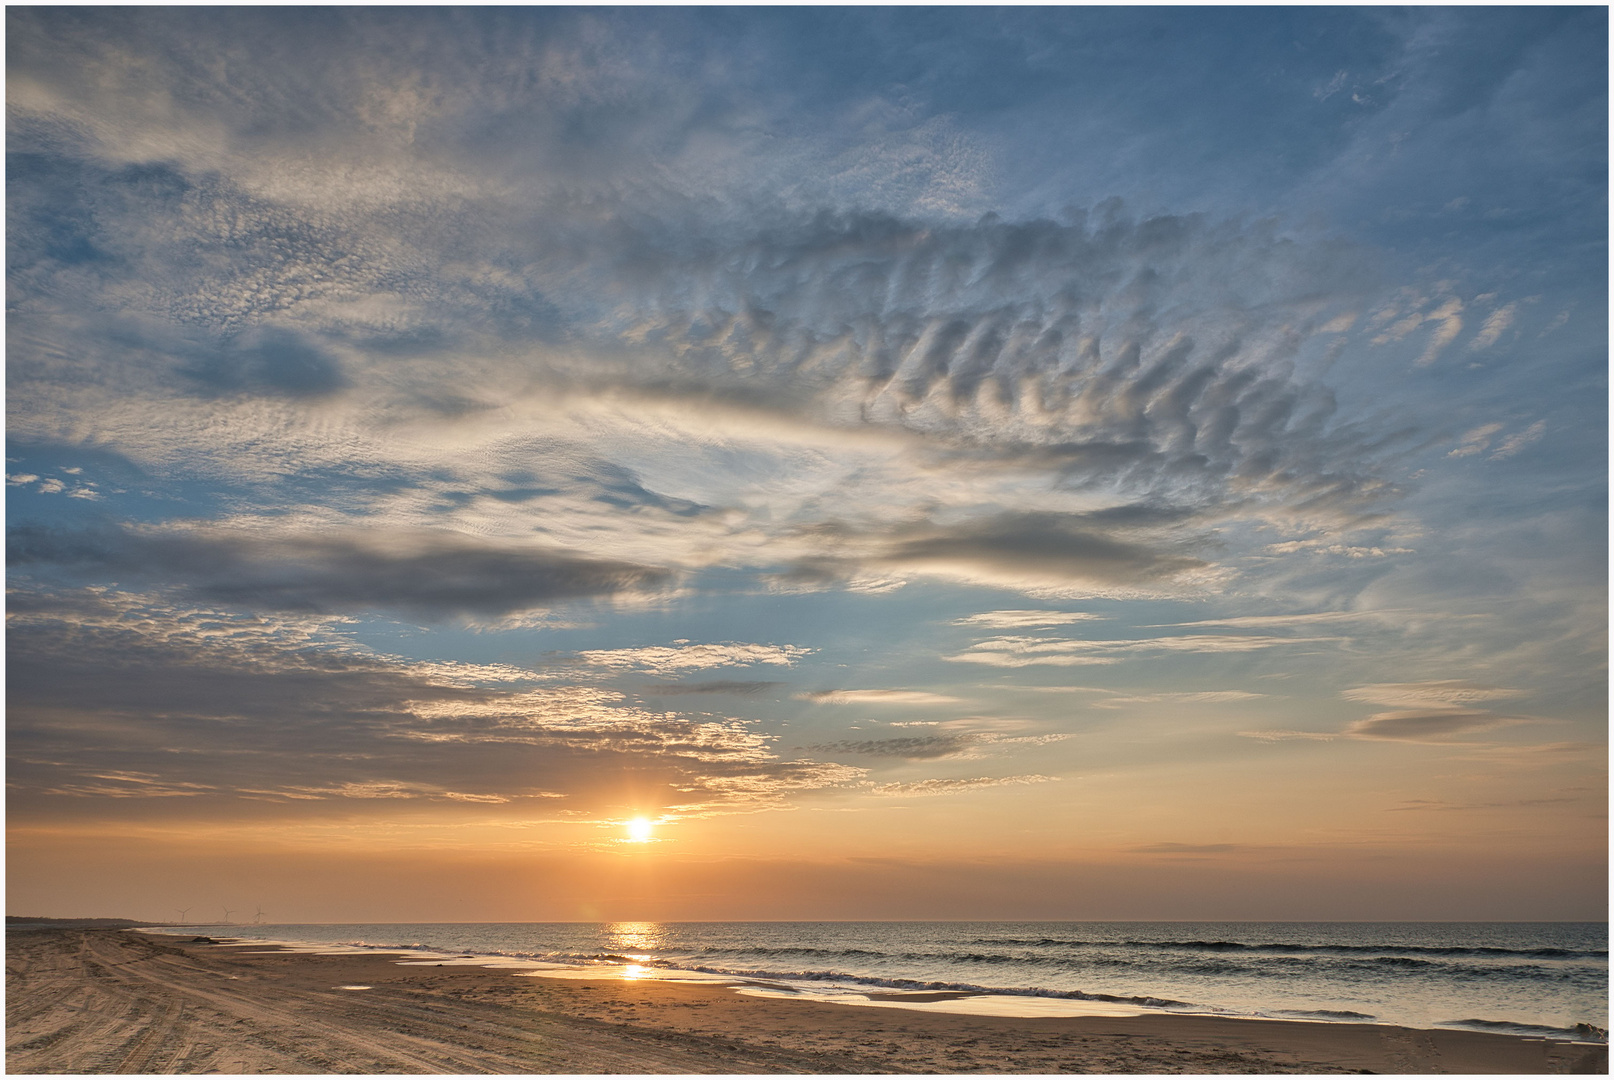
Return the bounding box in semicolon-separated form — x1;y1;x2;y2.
6;7;1607;924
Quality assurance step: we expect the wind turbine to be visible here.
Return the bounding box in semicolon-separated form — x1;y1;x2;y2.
222;907;235;925
176;907;191;926
253;905;266;925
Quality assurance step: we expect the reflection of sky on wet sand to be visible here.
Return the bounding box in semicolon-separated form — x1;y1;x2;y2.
732;986;1150;1020
518;966;735;984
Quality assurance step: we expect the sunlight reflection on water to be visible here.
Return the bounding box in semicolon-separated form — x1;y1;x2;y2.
607;921;665;956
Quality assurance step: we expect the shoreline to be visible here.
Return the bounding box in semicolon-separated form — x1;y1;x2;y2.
134;923;1607;1041
7;926;1608;1074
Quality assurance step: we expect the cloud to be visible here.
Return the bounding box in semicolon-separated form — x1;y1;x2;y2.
800;689;963;705
1448;423;1505;457
1127;842;1244;855
808;736;974;760
1468;302;1517;350
1242;682;1530;744
1369;290;1464;365
1340;681;1526;709
565;642;812;675
1447;421;1544;461
946;633;1338;667
780;508;1218;598
182;326;347;399
640;680;785;696
1260;538;1414;559
8;151;1403;606
1386;795;1585;812
1416;298;1464;365
1237;729;1337;742
870;774;1059;797
1092;690;1264;709
41;771;218;800
6;585;856;818
1342;708;1507;741
1489;420;1545;460
856;512;1211;595
8;523;674;621
954;610;1103;629
960;610;1109;631
1155;610;1449;629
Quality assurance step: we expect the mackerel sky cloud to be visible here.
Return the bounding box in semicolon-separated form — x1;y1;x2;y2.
6;8;1605;921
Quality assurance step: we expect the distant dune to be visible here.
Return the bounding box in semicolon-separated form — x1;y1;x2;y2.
7;916;152;930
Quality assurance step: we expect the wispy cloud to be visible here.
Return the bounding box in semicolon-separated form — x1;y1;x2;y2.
640;681;785;696
1449;423;1506;457
1341;708;1511;741
1340;681;1526;709
946;633;1339;667
800;689;963;705
954;610;1104;629
1242;682;1532;745
8;523;676;621
1386;795;1585;812
1468;302;1517;350
1488;420;1546;460
1154;611;1458;629
1369;290;1464;366
567;642;813;675
1237;729;1338;743
870;774;1059;797
1092;690;1264;709
808;736;975;760
1127;842;1246;855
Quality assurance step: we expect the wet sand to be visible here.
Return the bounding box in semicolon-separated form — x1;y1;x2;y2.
6;926;1606;1074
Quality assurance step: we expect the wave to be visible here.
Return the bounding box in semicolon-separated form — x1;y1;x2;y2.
1269;1008;1378;1021
679;945;889;959
1124;940;1607;960
971;937;1606;960
685;947;1575;982
678;964;1198;1010
333;940;435;952
1438;1018;1608;1043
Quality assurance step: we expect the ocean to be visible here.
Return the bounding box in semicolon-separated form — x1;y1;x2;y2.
143;920;1608;1041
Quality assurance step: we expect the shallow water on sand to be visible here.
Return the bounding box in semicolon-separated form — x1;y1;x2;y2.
147;921;1608;1040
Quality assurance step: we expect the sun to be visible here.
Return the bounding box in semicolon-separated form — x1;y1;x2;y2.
626;817;654;843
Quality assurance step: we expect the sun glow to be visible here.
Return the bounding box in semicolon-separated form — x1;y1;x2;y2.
626;817;654;843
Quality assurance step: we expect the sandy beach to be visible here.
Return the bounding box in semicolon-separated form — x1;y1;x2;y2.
6;925;1606;1074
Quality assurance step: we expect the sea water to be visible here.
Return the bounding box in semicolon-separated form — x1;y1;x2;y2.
146;921;1608;1040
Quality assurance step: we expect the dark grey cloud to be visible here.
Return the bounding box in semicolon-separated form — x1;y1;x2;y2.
641;681;785;696
880;511;1207;585
182;326;346;399
1342;709;1503;741
780;508;1209;594
8;523;672;620
806;736;973;760
1128;843;1245;855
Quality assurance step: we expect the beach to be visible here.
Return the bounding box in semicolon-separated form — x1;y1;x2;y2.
6;926;1605;1074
